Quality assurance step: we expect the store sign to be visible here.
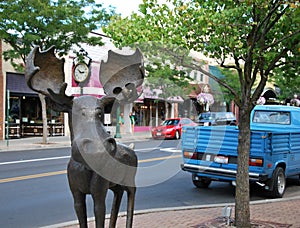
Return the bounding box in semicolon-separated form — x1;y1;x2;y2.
104;113;111;125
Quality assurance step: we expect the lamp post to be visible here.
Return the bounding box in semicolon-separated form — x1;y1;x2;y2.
115;106;121;138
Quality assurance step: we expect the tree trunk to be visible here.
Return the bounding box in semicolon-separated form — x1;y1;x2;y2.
164;101;169;119
39;93;48;144
235;106;251;227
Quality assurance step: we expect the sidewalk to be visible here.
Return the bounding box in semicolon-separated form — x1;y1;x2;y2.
0;131;152;152
1;133;300;228
53;196;300;228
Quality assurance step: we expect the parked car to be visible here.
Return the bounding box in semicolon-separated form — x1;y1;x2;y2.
151;118;197;140
197;112;237;126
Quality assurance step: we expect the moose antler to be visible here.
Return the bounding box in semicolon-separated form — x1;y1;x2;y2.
25;45;73;112
99;48;145;103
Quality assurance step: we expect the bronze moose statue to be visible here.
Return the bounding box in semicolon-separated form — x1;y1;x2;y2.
25;46;145;228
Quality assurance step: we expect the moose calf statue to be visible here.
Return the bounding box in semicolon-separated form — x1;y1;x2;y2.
25;46;145;228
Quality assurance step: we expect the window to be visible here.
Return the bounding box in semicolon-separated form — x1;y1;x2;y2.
253;111;290;125
190;71;195;80
200;73;204;82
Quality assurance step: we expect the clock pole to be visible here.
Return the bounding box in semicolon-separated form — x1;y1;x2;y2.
115;105;122;138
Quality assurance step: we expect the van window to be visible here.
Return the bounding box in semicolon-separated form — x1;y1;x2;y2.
253;111;290;124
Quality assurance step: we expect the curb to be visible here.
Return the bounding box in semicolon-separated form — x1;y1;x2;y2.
0;134;152;152
42;195;300;228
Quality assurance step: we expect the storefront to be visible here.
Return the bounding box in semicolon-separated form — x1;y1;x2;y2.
133;98;167;126
5;73;64;138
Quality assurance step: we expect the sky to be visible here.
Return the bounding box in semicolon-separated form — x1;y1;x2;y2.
98;0;143;17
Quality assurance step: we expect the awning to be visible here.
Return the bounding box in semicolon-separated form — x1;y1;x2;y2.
6;73;37;95
167;96;184;103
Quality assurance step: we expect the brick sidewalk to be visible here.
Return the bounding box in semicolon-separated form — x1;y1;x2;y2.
61;197;300;228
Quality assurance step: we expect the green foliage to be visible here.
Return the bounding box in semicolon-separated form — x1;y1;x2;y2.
145;61;193;100
273;51;300;100
142;42;194;98
0;0;116;71
104;0;300;108
219;68;241;104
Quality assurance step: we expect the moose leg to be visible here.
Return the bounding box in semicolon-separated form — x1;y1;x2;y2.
109;186;124;228
72;191;88;228
91;177;110;228
92;191;108;228
125;186;136;228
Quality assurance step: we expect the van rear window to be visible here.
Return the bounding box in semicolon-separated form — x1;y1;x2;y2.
253;111;290;125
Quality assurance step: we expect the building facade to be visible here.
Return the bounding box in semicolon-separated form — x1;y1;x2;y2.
1;41;66;139
0;36;215;140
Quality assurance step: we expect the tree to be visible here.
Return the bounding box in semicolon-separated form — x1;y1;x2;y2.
0;0;115;143
219;68;241;107
103;0;300;226
145;58;193;119
273;51;300;101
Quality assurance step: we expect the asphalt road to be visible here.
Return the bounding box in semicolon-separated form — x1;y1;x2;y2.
0;139;299;228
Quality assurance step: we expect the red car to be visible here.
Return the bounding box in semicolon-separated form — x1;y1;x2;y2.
151;118;197;140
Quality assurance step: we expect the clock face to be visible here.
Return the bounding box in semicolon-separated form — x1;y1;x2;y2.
74;63;89;82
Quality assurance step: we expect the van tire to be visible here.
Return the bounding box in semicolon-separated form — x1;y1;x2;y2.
271;167;286;198
192;175;211;188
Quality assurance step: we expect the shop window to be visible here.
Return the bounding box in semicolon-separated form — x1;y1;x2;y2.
9;96;21;123
21;96;42;123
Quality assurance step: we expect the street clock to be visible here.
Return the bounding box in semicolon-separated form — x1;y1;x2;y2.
74;62;89;83
73;49;91;85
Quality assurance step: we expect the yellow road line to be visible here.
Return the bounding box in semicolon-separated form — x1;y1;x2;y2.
0;170;67;183
139;155;181;163
0;155;181;184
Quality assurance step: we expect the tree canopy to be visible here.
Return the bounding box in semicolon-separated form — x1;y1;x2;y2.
273;52;300;100
104;0;299;107
0;0;116;70
0;0;116;144
145;61;191;98
103;1;299;226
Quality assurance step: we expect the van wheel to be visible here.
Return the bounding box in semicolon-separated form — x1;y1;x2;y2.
192;174;211;188
271;167;286;198
175;130;180;140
